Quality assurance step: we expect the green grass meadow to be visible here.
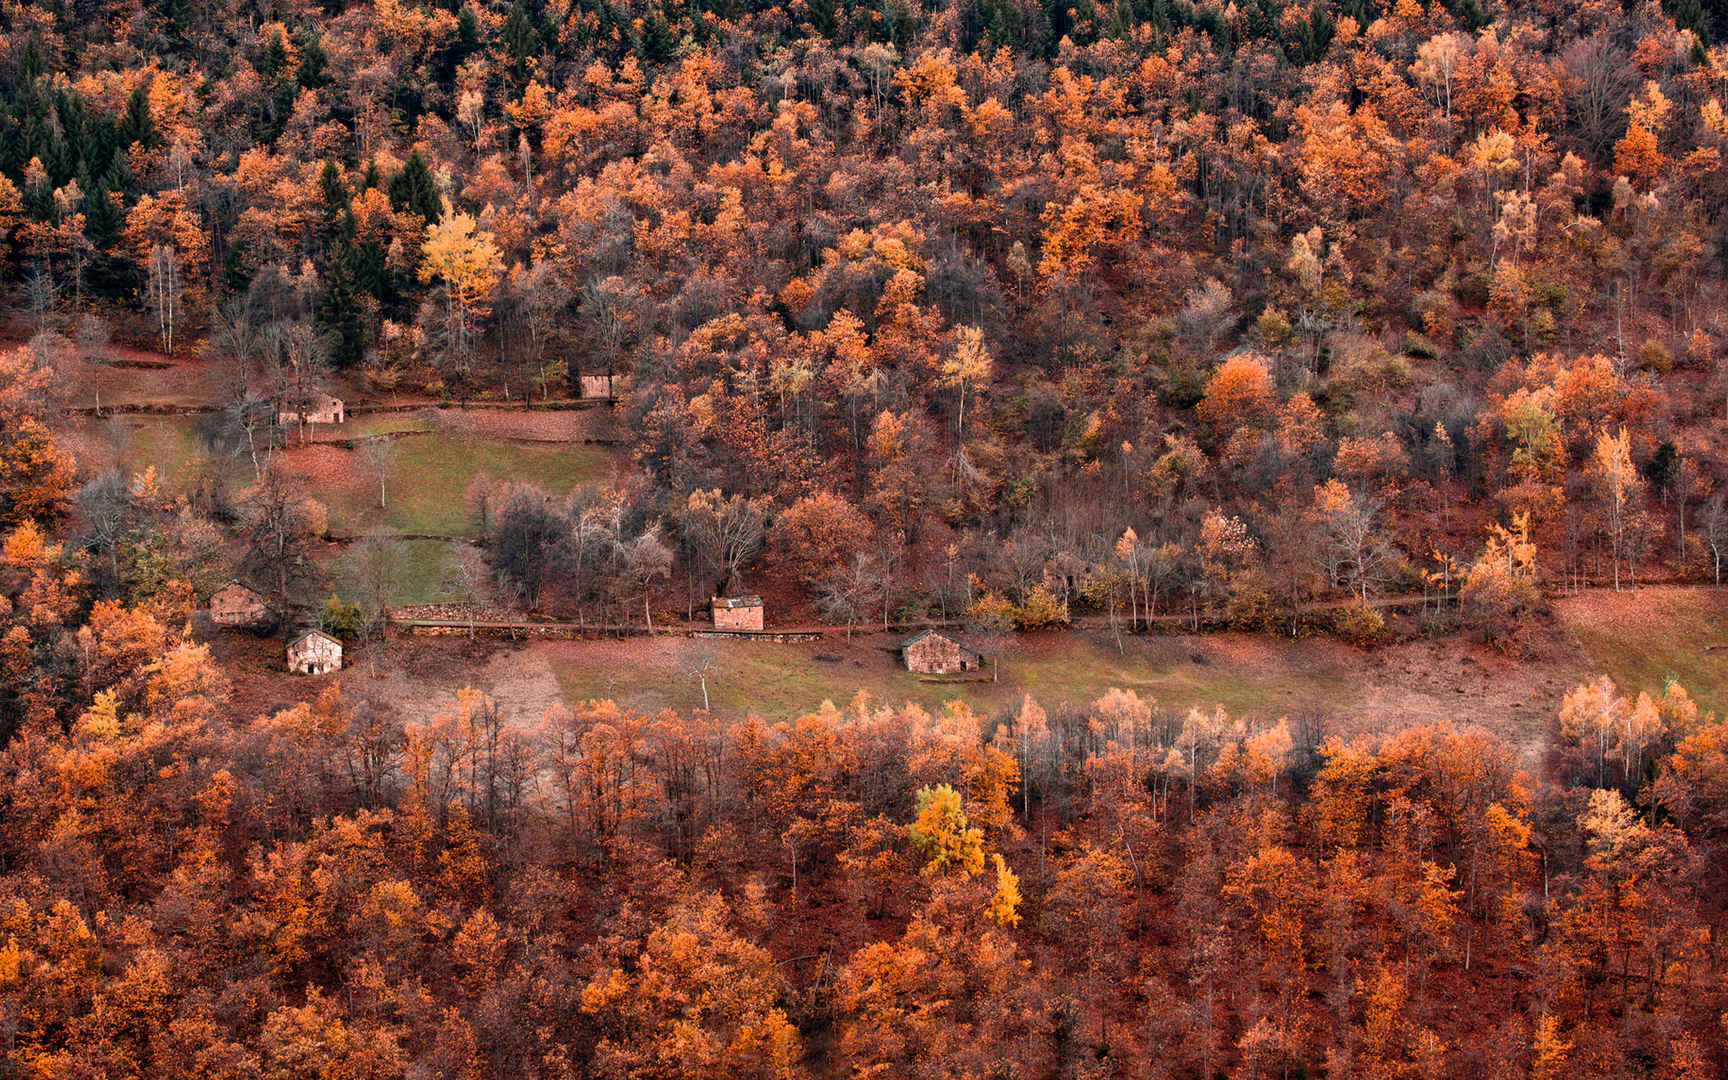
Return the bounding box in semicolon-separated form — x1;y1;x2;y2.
1560;587;1728;716
312;433;612;536
79;416;613;537
540;630;1361;722
324;538;468;607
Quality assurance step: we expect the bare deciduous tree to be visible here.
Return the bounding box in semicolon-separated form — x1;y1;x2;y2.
353;530;407;631
623;525;673;633
1701;491;1726;586
242;466;320;608
358;436;400;510
685;647;717;711
145;243;183;356
818;553;887;639
441;542;490;637
680;489;767;602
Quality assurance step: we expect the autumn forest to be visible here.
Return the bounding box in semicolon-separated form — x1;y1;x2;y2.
5;0;1728;1074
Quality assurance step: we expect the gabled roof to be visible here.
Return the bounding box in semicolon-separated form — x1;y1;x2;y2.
900;628;976;652
279;392;343;411
289;628;341;648
713;595;763;608
211;580;263;599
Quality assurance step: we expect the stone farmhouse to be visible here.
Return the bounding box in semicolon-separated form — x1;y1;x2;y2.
579;373;618;399
711;595;764;631
900;629;983;675
278;392;346;426
287;629;342;675
208;581;269;628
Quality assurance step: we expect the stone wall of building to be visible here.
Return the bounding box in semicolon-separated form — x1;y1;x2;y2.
903;633;981;674
288;633;342;674
711;600;764;631
209;584;268;628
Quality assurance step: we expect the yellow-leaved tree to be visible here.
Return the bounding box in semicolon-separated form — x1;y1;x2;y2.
989;854;1021;927
1459;511;1540;649
938;325;991;452
1588;427;1642;591
907;783;984;876
906;783;1021;927
419;201;502;378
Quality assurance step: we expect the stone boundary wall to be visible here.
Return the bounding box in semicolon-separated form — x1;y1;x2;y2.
65;397;615;418
690;629;822;642
395;621;826;643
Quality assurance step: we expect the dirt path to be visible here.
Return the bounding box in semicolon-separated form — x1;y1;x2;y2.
372;585;1504;641
64;396;615;418
305;428;620;449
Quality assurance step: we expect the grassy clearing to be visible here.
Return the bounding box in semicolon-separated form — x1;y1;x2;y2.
113;416;207;480
337;414;438;438
284;433;613;536
66;414;245;490
67;355;223;410
994;633;1356;716
1557;586;1728;715
342;609;1647;750
323;538;466;606
536;630;1363;722
70;417;613;566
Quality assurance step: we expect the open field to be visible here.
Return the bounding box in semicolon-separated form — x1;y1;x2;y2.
323;538;471;606
1554;585;1728;715
0;335;218;409
60;413;238;488
326;413;439;438
526;630;1378;720
221;584;1728;763
279;432;614;535
54;346;226;410
60;410;618;537
529;628;1595;748
313;406;615;442
287;623;1585;758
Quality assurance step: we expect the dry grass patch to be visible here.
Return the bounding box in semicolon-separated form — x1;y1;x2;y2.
1555;585;1728;715
349;622;1618;756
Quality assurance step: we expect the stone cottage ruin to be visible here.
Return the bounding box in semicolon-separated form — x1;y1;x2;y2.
208;581;269;629
287;629;342;675
711;595;765;631
899;630;983;675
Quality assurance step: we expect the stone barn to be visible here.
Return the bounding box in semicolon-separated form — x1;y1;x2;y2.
208;581;269;628
579;373;617;399
900;630;983;675
287;629;342;675
711;595;764;631
278;392;346;426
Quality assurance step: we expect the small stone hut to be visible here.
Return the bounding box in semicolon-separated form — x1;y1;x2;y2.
579;373;617;399
1041;552;1088;602
287;629;342;675
711;595;764;631
208;581;269;628
278;392;345;426
900;629;983;675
